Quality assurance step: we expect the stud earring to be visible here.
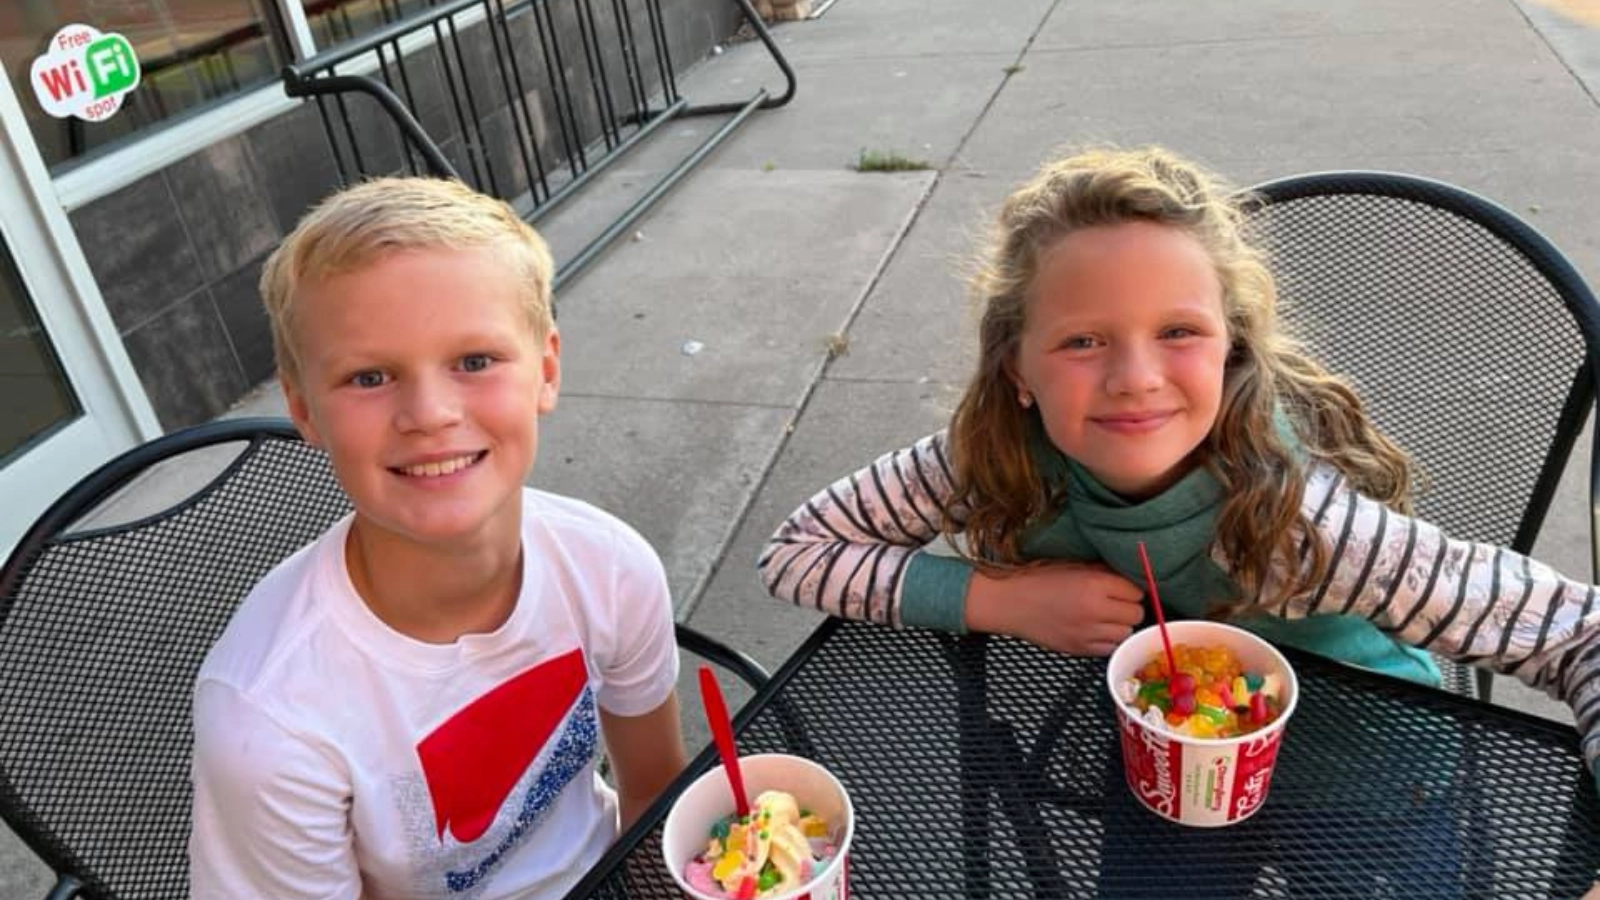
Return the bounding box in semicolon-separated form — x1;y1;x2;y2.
1019;391;1034;409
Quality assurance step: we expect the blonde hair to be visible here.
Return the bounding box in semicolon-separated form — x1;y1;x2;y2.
261;176;555;385
949;146;1416;612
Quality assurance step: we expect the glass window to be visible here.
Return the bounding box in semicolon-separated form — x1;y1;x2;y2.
2;1;456;172
3;0;293;170
303;0;440;48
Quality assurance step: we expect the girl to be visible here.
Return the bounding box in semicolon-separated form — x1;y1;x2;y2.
757;147;1600;802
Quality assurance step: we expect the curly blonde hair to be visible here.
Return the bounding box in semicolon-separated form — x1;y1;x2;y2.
948;145;1416;612
261;176;555;387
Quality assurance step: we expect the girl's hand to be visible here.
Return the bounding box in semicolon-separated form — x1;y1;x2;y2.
965;561;1145;656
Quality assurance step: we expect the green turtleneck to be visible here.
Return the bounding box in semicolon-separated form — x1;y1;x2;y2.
900;426;1441;686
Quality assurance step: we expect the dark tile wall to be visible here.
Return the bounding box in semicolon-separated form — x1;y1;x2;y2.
75;172;205;334
69;101;340;430
68;0;741;430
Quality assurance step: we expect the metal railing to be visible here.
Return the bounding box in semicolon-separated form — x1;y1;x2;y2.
282;0;795;291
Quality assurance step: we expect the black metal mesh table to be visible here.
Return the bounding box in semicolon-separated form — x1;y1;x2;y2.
565;618;1600;899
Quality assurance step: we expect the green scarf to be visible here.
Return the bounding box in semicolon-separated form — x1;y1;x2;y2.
1018;423;1440;686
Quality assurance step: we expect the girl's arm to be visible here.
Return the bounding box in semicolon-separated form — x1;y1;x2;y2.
1273;465;1600;777
758;430;1147;652
758;431;973;630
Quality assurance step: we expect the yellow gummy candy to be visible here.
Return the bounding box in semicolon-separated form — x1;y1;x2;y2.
800;815;829;838
712;849;745;883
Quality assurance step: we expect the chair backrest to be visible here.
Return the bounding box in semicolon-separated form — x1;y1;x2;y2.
1243;172;1600;575
0;419;349;900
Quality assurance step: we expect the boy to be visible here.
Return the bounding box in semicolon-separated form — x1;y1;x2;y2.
189;177;687;899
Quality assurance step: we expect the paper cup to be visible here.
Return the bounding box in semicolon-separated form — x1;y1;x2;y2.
663;753;854;900
1106;620;1298;827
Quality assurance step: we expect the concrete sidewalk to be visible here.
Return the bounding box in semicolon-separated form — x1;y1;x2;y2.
6;0;1600;895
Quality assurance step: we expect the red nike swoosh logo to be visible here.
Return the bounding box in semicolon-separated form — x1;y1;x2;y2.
416;648;588;844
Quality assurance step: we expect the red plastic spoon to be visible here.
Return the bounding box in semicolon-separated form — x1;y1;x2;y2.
1136;541;1180;680
698;664;750;818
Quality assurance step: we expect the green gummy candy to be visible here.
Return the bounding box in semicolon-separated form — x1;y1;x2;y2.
758;866;782;890
1195;704;1228;725
1244;672;1264;691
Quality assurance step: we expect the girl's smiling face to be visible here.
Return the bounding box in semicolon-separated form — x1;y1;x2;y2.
1011;220;1231;499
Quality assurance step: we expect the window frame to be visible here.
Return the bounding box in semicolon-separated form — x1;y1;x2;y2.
48;0;483;211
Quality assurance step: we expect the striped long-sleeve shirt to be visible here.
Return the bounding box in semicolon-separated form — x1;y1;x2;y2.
757;430;1600;773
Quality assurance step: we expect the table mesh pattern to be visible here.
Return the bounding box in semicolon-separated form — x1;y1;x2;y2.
1249;192;1586;550
0;437;351;900
582;621;1600;899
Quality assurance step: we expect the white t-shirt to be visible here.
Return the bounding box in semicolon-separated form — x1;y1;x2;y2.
189;489;678;900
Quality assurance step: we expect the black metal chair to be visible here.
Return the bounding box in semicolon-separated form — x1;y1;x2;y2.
0;417;766;900
1243;171;1600;700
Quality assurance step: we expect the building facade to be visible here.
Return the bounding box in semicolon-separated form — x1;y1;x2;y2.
0;0;739;552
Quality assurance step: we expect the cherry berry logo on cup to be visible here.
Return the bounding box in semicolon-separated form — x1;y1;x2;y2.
1107;620;1298;827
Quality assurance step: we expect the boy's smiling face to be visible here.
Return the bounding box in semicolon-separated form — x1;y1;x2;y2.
283;246;558;553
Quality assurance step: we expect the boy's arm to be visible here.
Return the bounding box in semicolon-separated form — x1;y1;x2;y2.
757;430;976;631
595;519;688;830
1275;467;1600;784
190;681;359;900
600;697;687;830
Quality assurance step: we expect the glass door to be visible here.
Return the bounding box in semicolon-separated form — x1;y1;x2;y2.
0;66;155;555
0;241;79;457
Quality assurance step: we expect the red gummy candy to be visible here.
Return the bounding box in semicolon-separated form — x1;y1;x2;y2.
736;875;758;899
1169;673;1196;695
1171;693;1197;715
1217;682;1235;709
1249;692;1267;724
